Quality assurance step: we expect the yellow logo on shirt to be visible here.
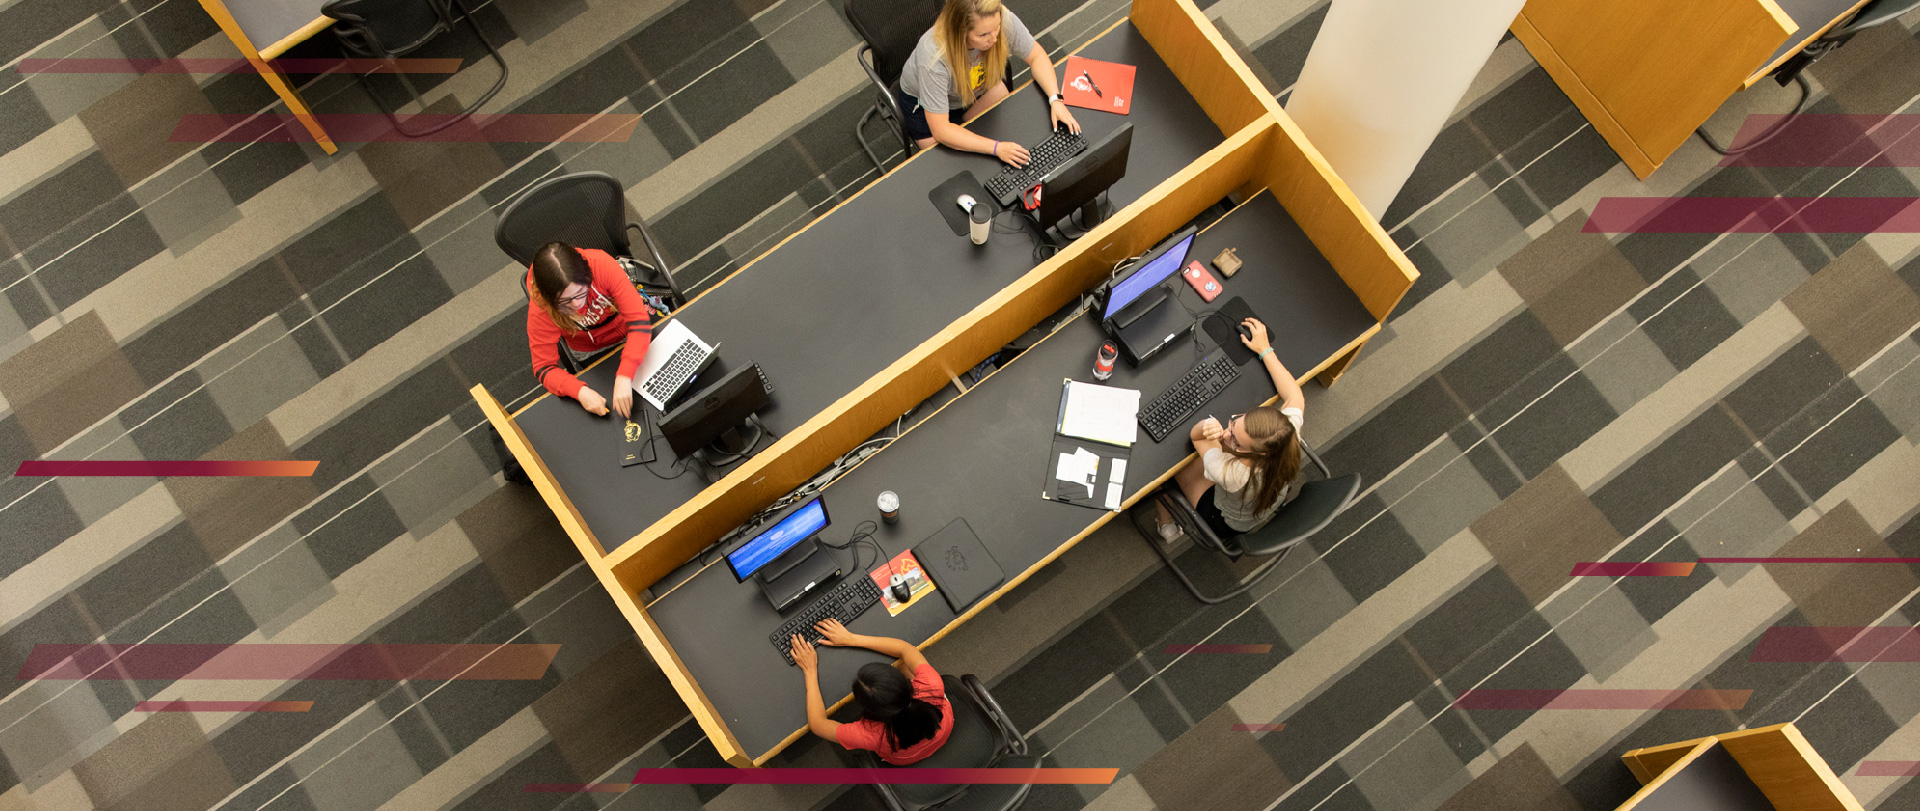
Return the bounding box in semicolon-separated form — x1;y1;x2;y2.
970;60;986;92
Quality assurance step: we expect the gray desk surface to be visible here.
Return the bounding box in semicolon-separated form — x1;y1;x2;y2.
512;23;1228;555
224;0;325;50
1632;745;1773;810
1761;0;1866;69
649;191;1378;758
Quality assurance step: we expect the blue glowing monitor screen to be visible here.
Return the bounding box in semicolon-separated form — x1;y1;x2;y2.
1104;233;1195;320
727;498;829;581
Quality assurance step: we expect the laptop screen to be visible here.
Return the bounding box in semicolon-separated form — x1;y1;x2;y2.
1104;232;1195;320
727;498;829;581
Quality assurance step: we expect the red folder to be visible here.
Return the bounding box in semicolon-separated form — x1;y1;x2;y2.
1062;56;1136;115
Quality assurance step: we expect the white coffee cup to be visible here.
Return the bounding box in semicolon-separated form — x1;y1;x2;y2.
969;204;992;245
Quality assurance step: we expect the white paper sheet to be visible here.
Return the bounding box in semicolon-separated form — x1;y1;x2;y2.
1058;381;1141;447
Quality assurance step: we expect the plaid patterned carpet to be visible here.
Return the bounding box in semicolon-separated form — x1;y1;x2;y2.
2;0;1919;809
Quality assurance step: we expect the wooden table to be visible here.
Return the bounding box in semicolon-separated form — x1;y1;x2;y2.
474;0;1417;766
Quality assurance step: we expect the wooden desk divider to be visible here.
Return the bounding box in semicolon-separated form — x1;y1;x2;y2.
1619;723;1865;811
1511;0;1794;178
471;0;1419;768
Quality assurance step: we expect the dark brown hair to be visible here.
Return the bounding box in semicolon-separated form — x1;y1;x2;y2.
528;242;593;333
852;663;943;750
1226;406;1302;515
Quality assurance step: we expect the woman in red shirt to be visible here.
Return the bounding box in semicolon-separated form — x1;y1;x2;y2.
525;242;652;418
791;619;953;765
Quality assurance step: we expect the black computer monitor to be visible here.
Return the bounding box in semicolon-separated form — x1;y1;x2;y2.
660;363;771;458
1104;227;1196;322
1038;124;1133;235
725;497;829;582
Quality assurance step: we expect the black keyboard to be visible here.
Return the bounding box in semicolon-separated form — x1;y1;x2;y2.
1138;352;1242;442
983;129;1089;206
769;575;883;666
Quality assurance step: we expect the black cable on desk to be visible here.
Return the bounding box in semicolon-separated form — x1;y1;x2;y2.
818;520;883;575
633;407;694;480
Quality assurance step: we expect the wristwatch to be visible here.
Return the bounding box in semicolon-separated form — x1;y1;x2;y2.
1051;93;1066;103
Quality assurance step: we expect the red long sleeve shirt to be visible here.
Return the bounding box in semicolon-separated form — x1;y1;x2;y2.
525;248;652;399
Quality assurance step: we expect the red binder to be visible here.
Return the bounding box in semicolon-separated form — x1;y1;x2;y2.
1062;56;1136;115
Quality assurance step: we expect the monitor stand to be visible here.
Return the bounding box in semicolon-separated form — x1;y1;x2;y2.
755;536;842;611
689;416;768;481
1048;192;1114;243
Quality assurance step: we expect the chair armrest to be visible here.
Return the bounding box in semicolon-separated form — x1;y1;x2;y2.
1300;438;1332;480
622;221;681;303
961;674;1028;756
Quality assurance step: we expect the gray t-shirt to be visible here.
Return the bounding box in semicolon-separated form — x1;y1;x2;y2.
899;9;1037;116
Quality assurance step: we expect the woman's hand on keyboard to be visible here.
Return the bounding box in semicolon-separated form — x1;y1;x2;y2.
996;140;1031;168
790;634;818;673
814;618;857;647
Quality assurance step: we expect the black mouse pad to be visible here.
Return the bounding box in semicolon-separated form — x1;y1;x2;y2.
1201;296;1259;366
929;172;996;236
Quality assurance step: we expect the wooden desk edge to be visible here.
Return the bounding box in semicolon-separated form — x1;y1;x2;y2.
196;0;338;154
1508;12;1656;179
1616;739;1719;810
470;384;611;560
259;16;334;61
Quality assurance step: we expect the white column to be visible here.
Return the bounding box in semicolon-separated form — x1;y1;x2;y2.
1285;0;1529;220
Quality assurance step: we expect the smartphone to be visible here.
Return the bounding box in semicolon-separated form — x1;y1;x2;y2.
1182;260;1222;302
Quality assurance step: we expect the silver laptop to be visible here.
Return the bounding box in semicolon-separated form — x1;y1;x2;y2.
633;320;719;411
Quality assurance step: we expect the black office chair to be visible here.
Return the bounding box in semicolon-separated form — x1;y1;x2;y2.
855;673;1041;811
1701;0;1920;154
844;0;944;173
322;0;509;137
494;171;684;374
1131;442;1362;605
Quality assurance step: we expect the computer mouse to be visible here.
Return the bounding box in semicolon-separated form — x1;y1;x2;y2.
890;575;912;603
1235;323;1253;342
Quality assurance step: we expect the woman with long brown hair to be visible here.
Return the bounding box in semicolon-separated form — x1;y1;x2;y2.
524;242;652;418
1162;317;1307;539
896;0;1080;166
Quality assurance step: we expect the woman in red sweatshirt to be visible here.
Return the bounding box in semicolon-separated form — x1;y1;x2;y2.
525;242;652;418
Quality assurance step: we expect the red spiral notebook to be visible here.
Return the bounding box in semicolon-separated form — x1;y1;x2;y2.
1062;56;1136;115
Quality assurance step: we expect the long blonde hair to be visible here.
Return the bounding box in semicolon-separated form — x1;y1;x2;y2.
934;0;1010;109
1226;406;1303;516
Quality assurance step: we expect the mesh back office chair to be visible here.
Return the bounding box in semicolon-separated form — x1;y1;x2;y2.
494;170;684;373
844;0;944;172
1132;442;1362;605
856;674;1042;811
322;0;509;136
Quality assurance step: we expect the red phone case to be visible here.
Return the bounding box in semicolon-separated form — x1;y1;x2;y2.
1183;260;1222;302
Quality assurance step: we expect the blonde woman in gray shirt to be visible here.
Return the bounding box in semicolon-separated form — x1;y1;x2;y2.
895;0;1080;166
1159;318;1307;540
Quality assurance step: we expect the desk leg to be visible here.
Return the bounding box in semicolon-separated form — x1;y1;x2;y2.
1320;337;1367;387
253;59;338;155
